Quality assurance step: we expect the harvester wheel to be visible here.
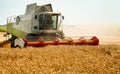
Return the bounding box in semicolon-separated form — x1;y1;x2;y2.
11;40;14;47
79;37;86;41
65;37;73;45
91;36;99;45
9;35;17;48
79;37;86;45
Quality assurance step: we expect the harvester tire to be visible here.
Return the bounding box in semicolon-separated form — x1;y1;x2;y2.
9;35;17;48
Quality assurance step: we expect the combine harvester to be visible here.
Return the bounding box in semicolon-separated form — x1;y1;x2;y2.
4;3;99;48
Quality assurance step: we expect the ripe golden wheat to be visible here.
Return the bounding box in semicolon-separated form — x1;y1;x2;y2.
0;45;120;74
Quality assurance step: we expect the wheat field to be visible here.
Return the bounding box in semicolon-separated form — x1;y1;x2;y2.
0;45;120;74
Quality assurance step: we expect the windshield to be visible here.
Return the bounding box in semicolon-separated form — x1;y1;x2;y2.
39;14;58;30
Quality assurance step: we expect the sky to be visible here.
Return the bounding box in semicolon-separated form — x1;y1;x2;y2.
0;0;120;26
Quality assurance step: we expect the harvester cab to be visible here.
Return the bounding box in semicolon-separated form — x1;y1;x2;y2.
6;3;99;48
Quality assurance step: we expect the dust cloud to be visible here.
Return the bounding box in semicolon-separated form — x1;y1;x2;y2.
63;25;120;45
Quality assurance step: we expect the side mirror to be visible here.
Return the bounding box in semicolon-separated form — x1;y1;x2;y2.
62;16;64;20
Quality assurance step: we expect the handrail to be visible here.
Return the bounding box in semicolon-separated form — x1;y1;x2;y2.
7;16;16;24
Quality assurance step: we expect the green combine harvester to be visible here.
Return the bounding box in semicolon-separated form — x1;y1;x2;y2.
5;3;99;48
